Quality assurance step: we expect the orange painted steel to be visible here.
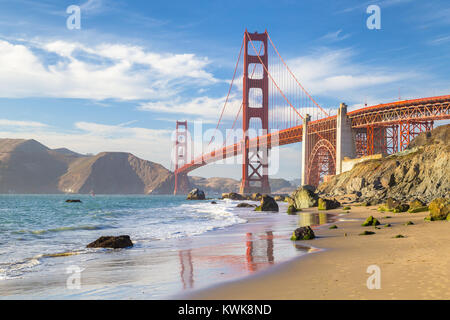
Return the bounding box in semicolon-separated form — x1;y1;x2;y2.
240;31;271;194
175;95;449;178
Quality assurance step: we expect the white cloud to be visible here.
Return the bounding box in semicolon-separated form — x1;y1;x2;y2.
0;119;48;128
284;48;415;104
138;95;242;120
319;29;350;42
0;38;217;100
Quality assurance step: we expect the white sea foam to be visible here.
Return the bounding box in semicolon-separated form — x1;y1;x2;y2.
135;200;247;241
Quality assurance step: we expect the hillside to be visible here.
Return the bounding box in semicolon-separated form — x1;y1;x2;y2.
0;139;81;193
188;176;296;194
0;139;189;194
0;138;296;195
317;124;450;203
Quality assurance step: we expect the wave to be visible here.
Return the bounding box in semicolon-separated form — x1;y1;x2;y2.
0;249;87;280
13;225;108;235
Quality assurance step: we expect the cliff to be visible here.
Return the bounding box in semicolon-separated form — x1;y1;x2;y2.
317;124;450;204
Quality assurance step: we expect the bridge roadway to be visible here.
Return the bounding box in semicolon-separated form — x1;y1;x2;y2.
176;94;450;175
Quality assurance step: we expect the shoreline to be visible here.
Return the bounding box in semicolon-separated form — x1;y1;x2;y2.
1;197;334;299
187;205;450;300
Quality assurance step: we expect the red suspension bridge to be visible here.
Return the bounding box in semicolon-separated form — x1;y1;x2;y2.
173;30;450;195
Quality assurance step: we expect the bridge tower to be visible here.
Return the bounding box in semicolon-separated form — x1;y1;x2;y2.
174;120;189;195
240;30;271;195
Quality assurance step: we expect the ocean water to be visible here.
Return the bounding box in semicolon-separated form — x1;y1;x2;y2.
0;194;245;280
0;194;335;299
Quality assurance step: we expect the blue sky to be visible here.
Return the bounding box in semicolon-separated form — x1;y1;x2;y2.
0;0;449;180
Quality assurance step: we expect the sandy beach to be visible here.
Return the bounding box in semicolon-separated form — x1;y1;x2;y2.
189;205;450;300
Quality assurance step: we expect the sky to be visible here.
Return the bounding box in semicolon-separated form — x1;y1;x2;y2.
0;0;449;180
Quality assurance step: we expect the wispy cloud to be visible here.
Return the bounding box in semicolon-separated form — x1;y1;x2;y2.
138;95;241;120
0;119;48;128
429;35;450;45
285;48;419;105
319;29;350;42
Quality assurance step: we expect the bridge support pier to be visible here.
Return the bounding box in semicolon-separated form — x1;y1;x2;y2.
174;121;190;195
301;114;311;186
239;31;271;195
336;103;356;175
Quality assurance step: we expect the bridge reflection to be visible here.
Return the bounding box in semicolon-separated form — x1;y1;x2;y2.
179;250;194;289
177;211;334;290
245;231;274;272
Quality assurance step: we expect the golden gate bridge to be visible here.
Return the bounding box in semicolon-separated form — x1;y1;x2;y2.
173;30;450;195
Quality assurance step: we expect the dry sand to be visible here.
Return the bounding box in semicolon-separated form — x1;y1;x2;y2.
189;205;450;300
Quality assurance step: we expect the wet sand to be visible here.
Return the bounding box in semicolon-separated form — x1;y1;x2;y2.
189;205;450;300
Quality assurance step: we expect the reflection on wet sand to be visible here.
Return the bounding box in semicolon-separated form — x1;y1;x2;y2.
179;250;194;289
245;231;274;272
297;212;331;227
176;211;337;292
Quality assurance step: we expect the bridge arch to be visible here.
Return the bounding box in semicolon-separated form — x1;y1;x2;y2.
306;139;336;187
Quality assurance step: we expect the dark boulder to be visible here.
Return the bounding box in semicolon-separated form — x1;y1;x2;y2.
66;199;82;203
222;192;246;201
393;203;410;213
318;198;341;210
287;205;299;215
291;226;315;240
87;235;133;249
237;202;256;208
361;216;380;227
187;188;206;200
254;195;279;212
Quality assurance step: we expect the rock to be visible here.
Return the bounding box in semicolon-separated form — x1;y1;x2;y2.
427;198;450;220
329;224;338;229
211;201;217;204
274;195;286;201
289;185;318;209
66;199;82;203
287;205;298;215
316;125;450;205
408;206;428;213
347;177;366;193
361;216;380;227
250;193;262;201
221;192;246;201
318;198;341;210
186;188;206;200
359;231;375;236
409;198;425;210
291;226;315;240
393;203;410;213
87;235;133;249
380;174;395;188
237;202;256;208
385;197;401;210
254;195;279;212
